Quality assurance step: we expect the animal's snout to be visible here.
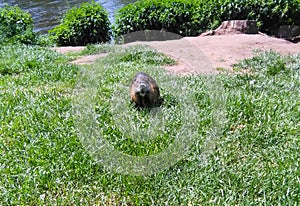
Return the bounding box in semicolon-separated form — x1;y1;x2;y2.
136;83;149;97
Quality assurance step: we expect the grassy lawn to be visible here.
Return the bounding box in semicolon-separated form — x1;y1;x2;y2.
0;43;299;205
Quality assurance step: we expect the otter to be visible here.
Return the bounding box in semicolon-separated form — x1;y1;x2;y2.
130;72;161;109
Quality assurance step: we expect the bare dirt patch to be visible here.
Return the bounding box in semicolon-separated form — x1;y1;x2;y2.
52;46;85;54
53;34;300;74
143;34;300;74
185;34;300;70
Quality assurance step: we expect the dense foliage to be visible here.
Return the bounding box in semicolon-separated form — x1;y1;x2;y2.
0;4;36;44
113;0;203;37
113;0;300;37
49;1;111;46
215;0;300;34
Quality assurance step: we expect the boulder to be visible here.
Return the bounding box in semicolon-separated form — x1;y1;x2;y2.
275;25;300;38
275;25;300;42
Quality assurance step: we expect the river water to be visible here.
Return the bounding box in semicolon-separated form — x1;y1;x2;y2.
0;0;137;33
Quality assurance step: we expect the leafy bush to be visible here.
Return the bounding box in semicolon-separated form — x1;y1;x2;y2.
0;4;36;44
113;0;300;37
49;1;111;46
113;0;203;37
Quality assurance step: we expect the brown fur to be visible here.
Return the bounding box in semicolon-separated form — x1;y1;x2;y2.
130;72;161;109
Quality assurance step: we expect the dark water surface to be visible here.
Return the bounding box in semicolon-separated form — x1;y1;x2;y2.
0;0;136;33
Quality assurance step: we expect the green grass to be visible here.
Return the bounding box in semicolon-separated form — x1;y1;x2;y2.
0;43;299;205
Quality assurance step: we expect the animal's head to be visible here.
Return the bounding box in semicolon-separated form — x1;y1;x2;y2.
135;82;150;97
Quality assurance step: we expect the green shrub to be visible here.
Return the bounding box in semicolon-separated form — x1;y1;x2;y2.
113;0;300;37
113;0;203;37
49;1;111;46
0;4;36;44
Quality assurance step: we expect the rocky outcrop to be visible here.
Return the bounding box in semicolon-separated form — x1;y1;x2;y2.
275;25;300;43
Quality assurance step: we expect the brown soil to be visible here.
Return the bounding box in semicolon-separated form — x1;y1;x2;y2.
53;46;85;54
53;34;300;75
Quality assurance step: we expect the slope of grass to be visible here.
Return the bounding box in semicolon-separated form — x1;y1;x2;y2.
0;44;299;205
